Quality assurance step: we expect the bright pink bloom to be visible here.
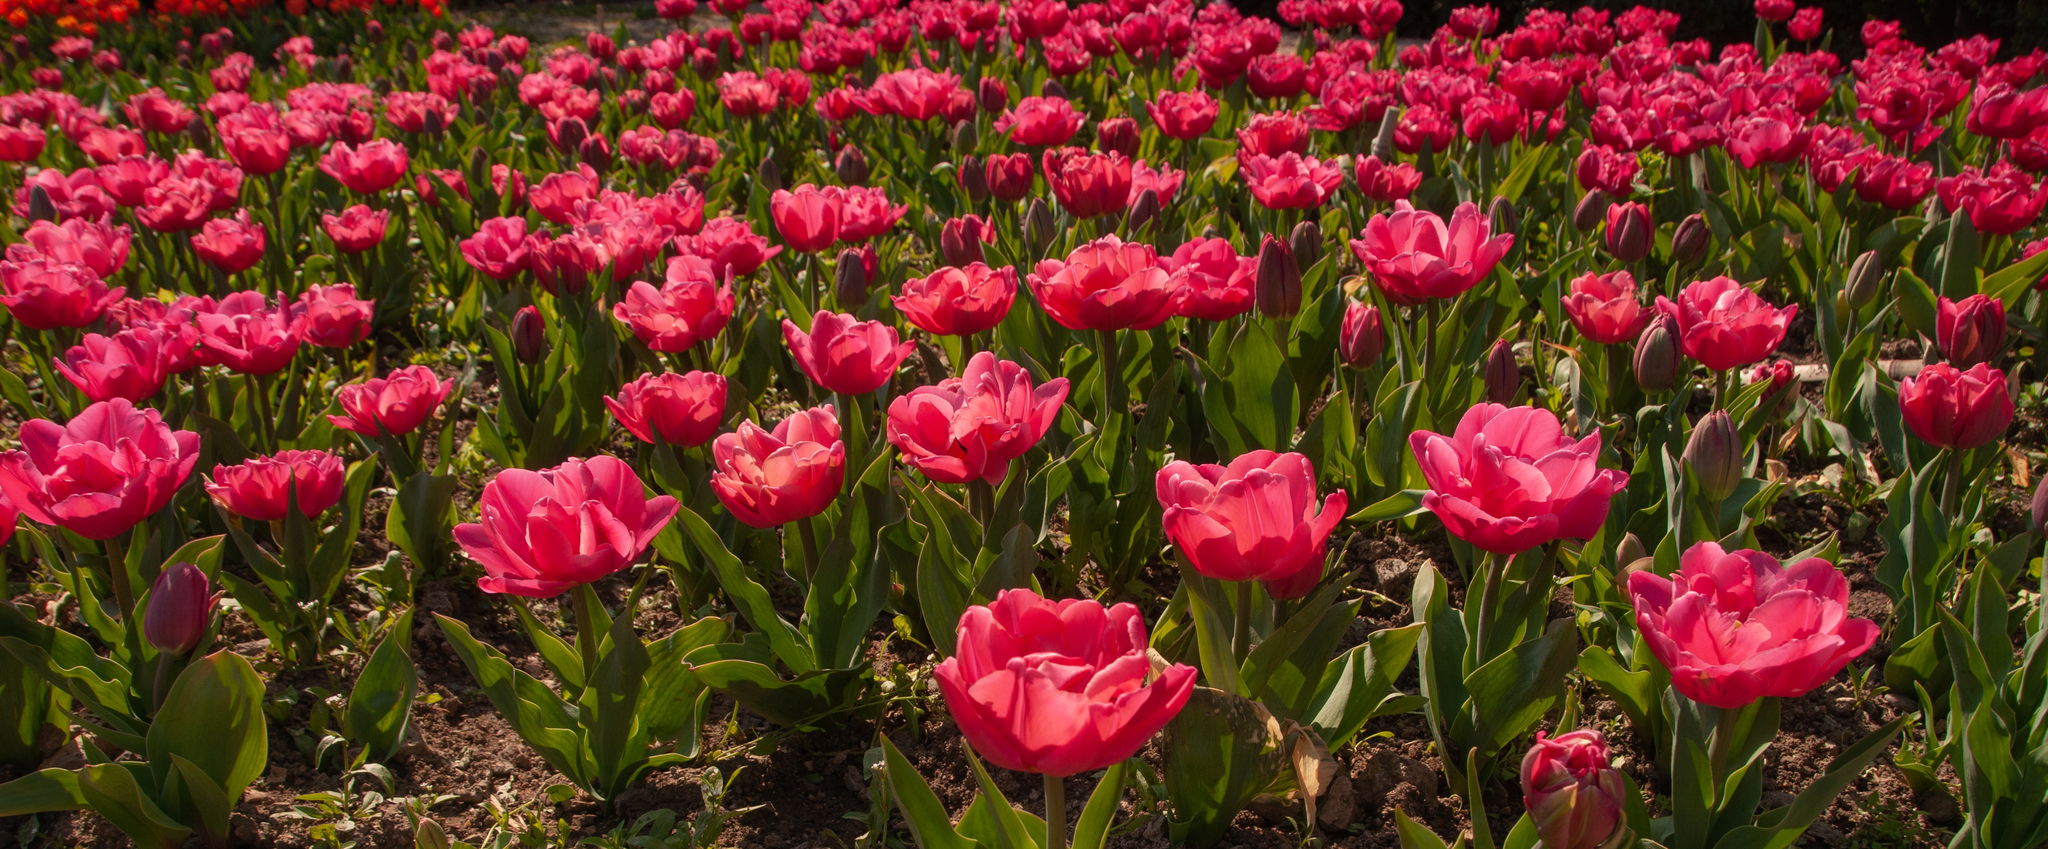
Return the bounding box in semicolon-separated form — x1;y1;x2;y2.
887;352;1069;485
1354;155;1422;203
996;97;1085;147
1239;152;1344;209
293;283;375;349
1937;163;2047;235
769;184;842;253
0;398;200;540
53;327;174;403
1898;362;2013;451
328;365;454;437
457;456;680;597
195;291;302;375
460;217;532;280
189;211;266;274
782;310;914;395
1027;236;1183;331
679;216;783;277
1522;731;1626;849
206;449;347;521
1041;147;1133;220
604;371;727;447
318;139;409;194
863;67;964;121
8;217;131;278
612;255;736;352
0;259;122;330
1236;111;1311;157
710;405;845;528
1936;294;2005;369
1562;270;1647;344
1157;450;1348;600
894;263;1017;337
1161;237;1255;321
1349;200;1514;306
1654;277;1795;371
1146;89;1218;139
1410;404;1628;555
1853;155;1934;210
322;205;390;253
835;185;906;243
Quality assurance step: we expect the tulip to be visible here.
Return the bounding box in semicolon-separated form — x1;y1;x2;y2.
1041;147;1133;220
322;204;391;253
0;398;200;541
1966;85;2048;141
1723;109;1811;168
1572;192;1610;233
1146;90;1219;139
835;186;907;243
292;284;375;349
1936;163;2048;236
1354;155;1422;203
1936;294;2005;368
1844;251;1885;311
1340;302;1384;369
456;456;680;598
1751;360;1798;420
895;264;1016;338
186;212;266;276
887;352;1069;486
329;365;455;437
318;139;409;194
783;311;913;396
678;217;782;278
512;306;548;364
10;217;132;279
1562;271;1648;344
0;259;123;330
1027;236;1183;332
939;216;996;267
977;76;1009;113
613;256;736;353
144;562;213;657
2033;476;2048;539
1788;7;1822;39
835;145;871;186
1161;238;1254;322
1632;316;1682;393
834;247;870;307
710;406;845;528
985;153;1035;203
1483;339;1518;405
933;588;1196;777
1157;450;1347;600
529;167;600;225
1253;234;1301;319
1898;363;2013;451
206;449;347;521
1655;277;1795;372
1603;202;1651;263
1522;730;1627;849
1574;145;1639;197
1683;410;1742;502
1629;542;1878;708
1410;404;1628;554
460;217;532;281
995;96;1085;146
54;327;175;403
864;68;962;122
1024;199;1058;254
1670;214;1710;265
769;184;842;253
1854;155;1934;211
1350;201;1514;306
605;371;727;447
1095;117;1140;157
195;291;303;375
1240;152;1345;209
1289;220;1323;271
526;229;609;296
1236;111;1312;158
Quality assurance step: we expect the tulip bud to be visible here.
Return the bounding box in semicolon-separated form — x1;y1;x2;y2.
834;247;870;308
1024;198;1056;253
939;222;975;266
2032;475;2048;539
1683;410;1743;503
1125;188;1161;235
512;305;547;364
1289;219;1323;271
1484;338;1519;404
483;48;506;72
579;133;612;173
1097;117;1140;157
1670;213;1709;265
1523;731;1627;849
143;562;213;657
334;54;354;80
948;121;977;155
1573;191;1608;232
26;184;54;223
958;155;989;203
1616;533;1646;566
1604;202;1650;263
835;145;870;186
186;115;211;149
403;43;419;64
978;76;1009;113
422;107;445;136
1938;294;2007;369
1255;234;1302;319
553;117;588;153
1371;107;1400;162
757;155;782;193
1041;79;1067;99
1844;250;1884;311
1340;302;1384;369
1632;315;1681;392
366;19;386;42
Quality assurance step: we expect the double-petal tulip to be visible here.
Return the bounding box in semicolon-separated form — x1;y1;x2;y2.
1239;152;1345;209
322;204;390;253
10;217;132;278
1354;155;1423;203
1041;147;1132;220
995;96;1085;146
1898;362;2013;451
1936;293;2006;368
195;291;303;375
1410;404;1628;554
1936;163;2048;236
328;365;455;437
1522;731;1627;849
835;186;906;243
456;456;680;597
293;283;375;349
604;371;727;447
1654;277;1795;371
782;310;914;395
190;211;267;274
1161;237;1255;321
1561;270;1648;344
933;588;1196;777
894;263;1017;337
770;184;843;253
1350;201;1514;306
1027;236;1183;331
1157;450;1349;599
205;449;347;521
1853;155;1934;211
886;352;1069;485
1628;542;1878;709
318;139;409;194
0;259;123;330
1145;89;1219;139
54;327;174;403
460;217;532;281
0;398;200;540
613;255;736;352
710;406;845;528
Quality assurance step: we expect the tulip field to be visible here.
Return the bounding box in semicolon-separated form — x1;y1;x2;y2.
3;0;2048;845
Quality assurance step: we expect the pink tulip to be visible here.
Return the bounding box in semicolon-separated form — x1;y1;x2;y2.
190;211;266;274
1936;294;2006;369
863;67;964;122
769;184;842;253
328;365;455;437
1156;450;1348;600
8;217;132;278
1561;270;1648;344
143;562;213;656
0;398;200;540
1937;163;2048;236
1146;89;1219;139
933;588;1195;777
1239;152;1345;209
894;263;1017;337
529;166;600;225
604;371;727;447
1349;200;1514;306
1898;363;2013;451
1339;301;1384;369
1027;236;1184;332
1354;155;1422;203
1410;404;1628;554
195;291;302;375
710;405;845;528
53;327;175;403
456;456;680;597
0;258;123;330
1628;542;1878;709
318;139;409;194
887;352;1069;485
460;217;532;281
1654;277;1795;371
293;283;375;349
782;310;913;395
613;255;736;352
995;96;1085;146
1161;237;1255;321
678;216;783;278
205;449;347;521
322;204;390;253
1041;147;1133;220
1522;730;1627;849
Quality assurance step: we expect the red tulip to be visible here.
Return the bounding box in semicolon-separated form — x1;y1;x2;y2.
322;204;391;253
613;255;736;352
1239;152;1345;209
933;588;1195;777
1349;200;1513;306
1602;201;1651;263
984;153;1035;202
783;310;913;395
1899;362;2013;451
13;168;115;221
1787;7;1822;39
1937;163;2048;235
864;67;964;121
1725;108;1811;168
0;124;45;163
1339;301;1384;369
1247;53;1307;99
1936;294;2006;368
1966;84;2048;141
836;185;907;243
1129;160;1184;205
939;215;997;266
1146;89;1219;139
1853;154;1934;210
895;263;1017;337
457;456;681;597
1629;542;1878;708
1157;450;1348;599
995;96;1085;146
0;398;200;540
710;405;844;528
206;449;347;521
53;326;175;403
190;211;266;274
605;371;727;447
1751;359;1799;419
1235;111;1311;158
318;139;409;194
678;216;783;277
460;217;531;281
1161;237;1255;321
1027;236;1184;332
1754;0;1794;21
1573;144;1639;197
195;291;302;375
1562;270;1648;344
529;166;600;225
125;88;195;134
328;365;455;437
769;184;842;253
220;124;290;175
1460;96;1525;146
134;177;215;232
143;562;213;656
526;228;610;296
1354;155;1422;203
887;352;1068;485
1041;147;1133;220
1410;403;1628;554
293;283;375;349
0;259;123;330
9;217;132;278
1095;117;1141;157
1522;730;1627;849
1654;276;1795;371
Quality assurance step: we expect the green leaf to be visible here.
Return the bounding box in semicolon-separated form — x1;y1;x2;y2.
345;609;418;764
962;745;1043;849
1348;489;1429;522
165;755;233;843
1163;687;1290;848
146;650;268;804
582;602;651;799
433;614;592;790
1458;618;1578;755
1394;809;1452;849
638;617;730;750
1711;716;1908;849
1986;246;2048;307
674;506;815;673
0;768;86;815
1308;623;1425;749
513;603;587;692
1070;762;1128;849
385;472;457;574
77;763;190;849
878;735;977;849
682;656;871;727
1223;321;1298;452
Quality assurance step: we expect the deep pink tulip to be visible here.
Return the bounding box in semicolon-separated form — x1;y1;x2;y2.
939;215;997;266
1574;145;1639;197
678;216;783;277
1654;276;1795;371
1161;237;1255;321
1937;163;2048;236
529;166;600;225
605;371;727;447
206;449;347;521
1349;200;1514;306
0;259;123;330
782;310;913;395
1041;147;1133;220
189;211;266;274
318;139;409;194
328;365;454;437
1239;152;1345;209
1853;155;1934;210
1936;294;2005;369
887;352;1069;485
53;326;175;403
1028;236;1183;332
1725;109;1811;168
1522;730;1627;849
933;588;1195;777
613;255;736;353
1966;85;2048;141
460;217;532;281
0;124;46;163
835;185;906;243
143;562;213;655
526;228;610;296
1899;362;2013;451
1236;111;1312;158
0;398;200;540
322;204;390;253
456;456;680;597
984;153;1035;202
995;96;1085;146
769;184;842;253
220;125;291;175
9;217;132;278
195;291;302;375
1562;270;1648;344
1787;7;1822;39
1146;90;1219;139
895;263;1017;337
710;405;845;528
293;283;375;349
1157;450;1348;600
1628;542;1878;709
1410;404;1628;554
1340;301;1384;369
863;67;964;121
1354;155;1422;203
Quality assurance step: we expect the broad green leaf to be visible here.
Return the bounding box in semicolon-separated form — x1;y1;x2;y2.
433;614;591;789
146;650;268;803
345;609;418;764
682;656;871;727
77;763;190;849
1070;762;1128;849
0;768;86;815
1309;623;1425;748
1348;489;1430;522
583;602;651;799
1163;687;1290;848
878;735;976;849
674;506;815;673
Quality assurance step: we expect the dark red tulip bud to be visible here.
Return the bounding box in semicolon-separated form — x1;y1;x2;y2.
144;562;212;657
552;117;587;153
758;155;783;193
977;76;1008;113
1339;301;1383;369
578;133;612;173
1289;220;1323;270
1484;338;1518;404
1573;191;1609;232
512;305;547;364
26;184;54;223
1683;410;1742;502
836;145;870;186
1125;188;1161;235
1041;79;1067;99
1024;198;1056;253
1633;314;1681;392
1604;201;1650;263
366;19;385;42
1097;117;1140;157
1255;234;1302;319
834;247;870;308
1670;213;1709;265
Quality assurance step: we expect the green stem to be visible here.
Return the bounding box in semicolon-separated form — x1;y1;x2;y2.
1940;449;1964;519
152;651;176;713
1232;580;1252;663
572;584;600;688
1707;704;1741;793
1474;550;1504;664
1043;773;1067;849
105;534;134;621
1095;328;1126;418
795;517;822;585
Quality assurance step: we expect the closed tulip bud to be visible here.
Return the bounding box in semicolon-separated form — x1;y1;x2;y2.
552;117;587;153
403;43;418;63
2032;475;2048;539
1339;301;1383;369
1484;338;1518;404
579;134;612;173
1671;213;1709;265
26;184;54;223
1522;731;1628;849
1844;250;1884;311
143;561;213;656
1684;410;1742;502
1097;117;1140;157
1041;79;1067;99
834;247;870;307
1616;532;1646;566
421;108;444;136
1604;201;1650;263
977;76;1008;113
366;19;385;41
1372;108;1400;161
468;146;488;176
1633;315;1681;392
512;305;547;364
958;154;990;203
951;120;978;153
1936;294;2006;368
1126;188;1160;234
1489;196;1517;235
1573;191;1608;232
334;55;354;80
1024;198;1056;253
1289;219;1323;270
836;146;870;186
186;116;210;149
758;155;782;193
1255;234;1301;319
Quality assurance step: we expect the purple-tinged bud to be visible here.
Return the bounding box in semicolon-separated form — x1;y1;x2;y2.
1254;234;1301;319
1684;409;1743;502
144;562;213;657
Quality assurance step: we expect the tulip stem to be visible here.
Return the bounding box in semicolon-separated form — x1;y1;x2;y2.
152;651;177;713
1232;580;1253;662
1940;449;1964;519
1095;329;1126;422
105;534;135;621
795;517;822;585
1473;551;1503;663
571;584;600;685
1707;703;1741;789
1044;773;1067;849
